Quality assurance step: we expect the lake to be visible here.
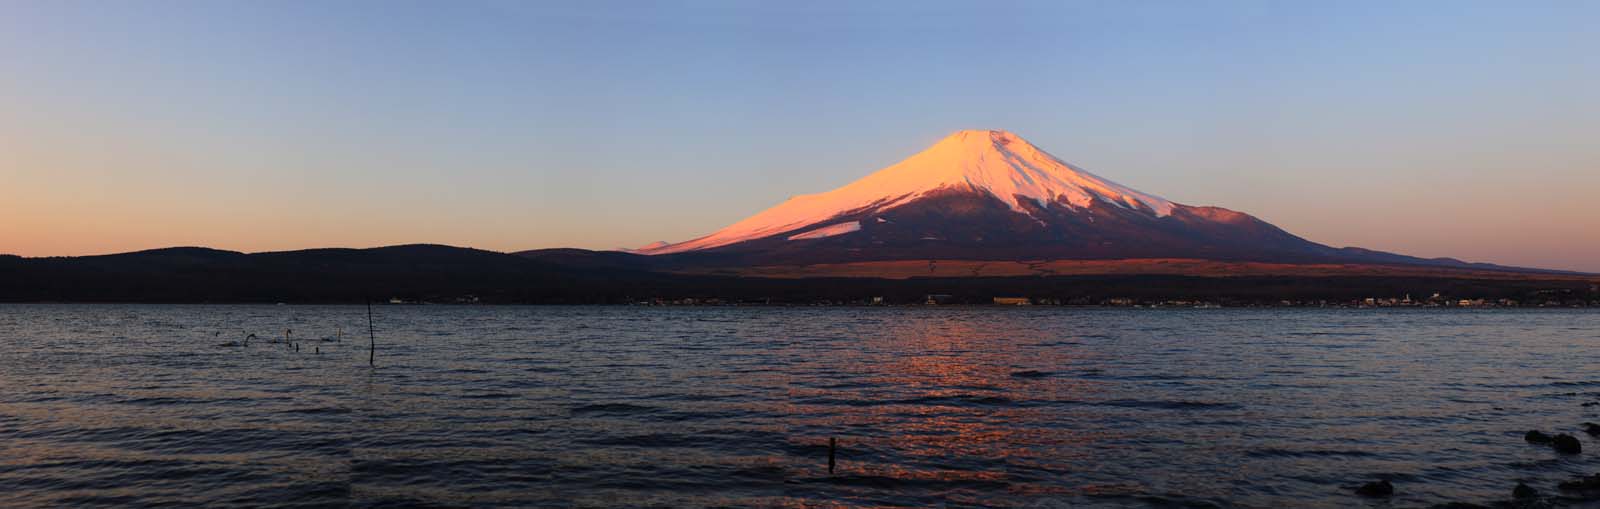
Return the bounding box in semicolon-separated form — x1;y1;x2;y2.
1;305;1597;508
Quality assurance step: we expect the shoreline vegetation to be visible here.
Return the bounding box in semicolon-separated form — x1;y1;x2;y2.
2;245;1596;306
6;279;1597;307
12;296;1600;308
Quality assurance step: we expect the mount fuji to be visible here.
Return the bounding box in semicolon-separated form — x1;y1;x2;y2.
612;129;1506;273
638;129;1177;255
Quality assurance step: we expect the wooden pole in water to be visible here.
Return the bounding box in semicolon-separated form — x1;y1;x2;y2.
828;437;836;474
367;299;375;367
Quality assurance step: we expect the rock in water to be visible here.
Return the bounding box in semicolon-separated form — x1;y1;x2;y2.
1583;422;1600;437
1356;480;1394;497
1513;482;1538;499
1526;430;1554;443
1553;434;1582;454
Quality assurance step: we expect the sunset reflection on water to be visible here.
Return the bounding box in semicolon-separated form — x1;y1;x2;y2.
773;312;1126;506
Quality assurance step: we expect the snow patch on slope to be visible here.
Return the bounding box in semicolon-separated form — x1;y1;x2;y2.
624;241;671;253
641;129;1173;254
787;221;862;241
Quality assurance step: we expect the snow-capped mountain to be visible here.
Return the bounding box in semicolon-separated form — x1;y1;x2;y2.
628;129;1493;269
641;129;1175;255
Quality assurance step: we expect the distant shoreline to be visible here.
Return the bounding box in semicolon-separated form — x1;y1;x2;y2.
4;245;1595;307
4;299;1597;309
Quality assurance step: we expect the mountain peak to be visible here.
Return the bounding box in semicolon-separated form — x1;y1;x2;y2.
945;128;1019;141
640;129;1175;255
933;129;1029;153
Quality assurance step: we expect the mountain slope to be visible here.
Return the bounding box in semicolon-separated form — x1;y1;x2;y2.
635;130;1337;264
640;130;1175;255
631;129;1583;275
0;244;674;303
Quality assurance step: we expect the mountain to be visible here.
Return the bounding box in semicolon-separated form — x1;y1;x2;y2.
642;129;1172;255
0;244;681;303
631;130;1556;273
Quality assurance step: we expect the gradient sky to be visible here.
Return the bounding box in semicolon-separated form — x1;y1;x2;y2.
3;1;1597;271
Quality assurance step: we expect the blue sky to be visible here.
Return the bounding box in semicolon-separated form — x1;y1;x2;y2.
2;1;1597;271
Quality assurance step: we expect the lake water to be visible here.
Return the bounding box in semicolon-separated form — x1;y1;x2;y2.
1;305;1598;508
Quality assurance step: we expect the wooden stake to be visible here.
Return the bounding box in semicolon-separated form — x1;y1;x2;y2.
367;299;376;367
828;437;836;474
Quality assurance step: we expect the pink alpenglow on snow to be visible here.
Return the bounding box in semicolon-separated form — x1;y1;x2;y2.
639;130;1172;254
786;221;863;241
622;241;672;253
